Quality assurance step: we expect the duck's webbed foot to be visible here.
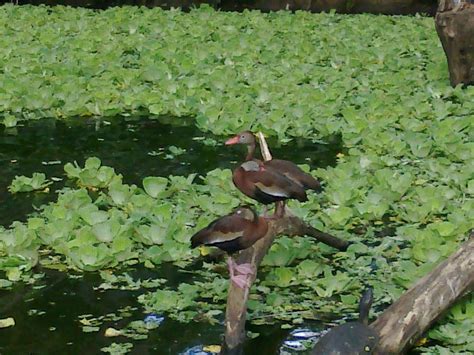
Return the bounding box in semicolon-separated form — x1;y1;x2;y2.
227;258;255;289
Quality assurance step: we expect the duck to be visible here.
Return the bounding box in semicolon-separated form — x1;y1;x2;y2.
225;131;320;216
225;131;321;191
231;159;308;206
191;206;268;289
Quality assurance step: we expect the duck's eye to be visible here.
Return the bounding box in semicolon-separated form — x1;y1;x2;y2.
241;135;245;139
236;210;242;214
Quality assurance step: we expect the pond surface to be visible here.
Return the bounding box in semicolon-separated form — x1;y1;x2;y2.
0;117;340;227
0;117;342;354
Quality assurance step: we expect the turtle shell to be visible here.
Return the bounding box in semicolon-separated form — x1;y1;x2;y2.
311;322;378;355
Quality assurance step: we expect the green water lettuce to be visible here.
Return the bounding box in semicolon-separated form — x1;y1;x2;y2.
0;159;242;273
0;5;473;350
8;173;52;193
0;5;472;141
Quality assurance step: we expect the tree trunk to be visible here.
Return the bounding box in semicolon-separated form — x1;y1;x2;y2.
370;233;474;354
435;1;474;86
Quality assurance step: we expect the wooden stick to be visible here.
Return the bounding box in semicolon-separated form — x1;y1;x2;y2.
370;233;474;354
256;132;272;161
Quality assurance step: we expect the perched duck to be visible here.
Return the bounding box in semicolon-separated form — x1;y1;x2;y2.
231;159;308;210
225;131;321;191
226;131;320;216
311;288;379;355
191;206;268;288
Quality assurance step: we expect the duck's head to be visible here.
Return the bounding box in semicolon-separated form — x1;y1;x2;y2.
225;131;256;146
233;205;258;222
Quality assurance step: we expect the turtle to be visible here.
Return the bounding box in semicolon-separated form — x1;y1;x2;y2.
311;288;379;355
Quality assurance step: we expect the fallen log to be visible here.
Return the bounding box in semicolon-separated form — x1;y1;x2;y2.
370;232;474;354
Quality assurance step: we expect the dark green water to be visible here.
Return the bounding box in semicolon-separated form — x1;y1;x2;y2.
0;117;340;227
0;117;342;354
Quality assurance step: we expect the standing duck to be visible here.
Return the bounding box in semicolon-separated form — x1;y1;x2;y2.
231;159;308;208
225;131;321;191
191;206;268;289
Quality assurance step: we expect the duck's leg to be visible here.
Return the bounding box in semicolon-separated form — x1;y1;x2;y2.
272;201;286;218
280;201;287;217
263;203;281;220
234;263;254;276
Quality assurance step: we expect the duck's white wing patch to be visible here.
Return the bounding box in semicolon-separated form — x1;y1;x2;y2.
207;231;243;244
254;182;290;197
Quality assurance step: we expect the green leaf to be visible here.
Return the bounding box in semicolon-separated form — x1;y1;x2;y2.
85;157;102;170
92;220;120;243
78;206;108;225
296;259;324;278
143;177;168;198
326;206;353;226
8;173;52;193
2;114;18;128
430;222;456;238
0;317;15;328
265;267;294;288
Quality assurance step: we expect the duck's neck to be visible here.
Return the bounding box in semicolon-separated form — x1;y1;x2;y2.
245;142;256;161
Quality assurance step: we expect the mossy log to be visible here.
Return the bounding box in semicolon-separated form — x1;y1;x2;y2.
370;233;474;354
435;0;474;86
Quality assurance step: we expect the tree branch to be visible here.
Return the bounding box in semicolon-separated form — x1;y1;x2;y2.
256;132;272;161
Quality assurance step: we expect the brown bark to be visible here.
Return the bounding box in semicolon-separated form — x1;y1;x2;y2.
370;233;474;354
221;214;349;353
435;1;474;86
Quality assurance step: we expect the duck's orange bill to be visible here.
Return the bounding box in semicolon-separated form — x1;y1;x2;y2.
225;136;240;145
